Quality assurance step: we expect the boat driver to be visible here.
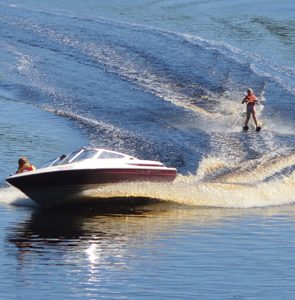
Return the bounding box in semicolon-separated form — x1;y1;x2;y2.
16;157;36;174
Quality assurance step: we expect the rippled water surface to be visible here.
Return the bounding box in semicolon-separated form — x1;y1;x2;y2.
1;0;295;298
2;204;295;299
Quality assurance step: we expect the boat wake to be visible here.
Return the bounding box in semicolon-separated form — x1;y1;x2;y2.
50;166;295;209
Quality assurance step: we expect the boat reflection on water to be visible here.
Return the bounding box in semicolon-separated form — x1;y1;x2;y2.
6;202;292;264
5;201;175;271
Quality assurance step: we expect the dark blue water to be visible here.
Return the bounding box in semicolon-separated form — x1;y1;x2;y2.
1;0;295;298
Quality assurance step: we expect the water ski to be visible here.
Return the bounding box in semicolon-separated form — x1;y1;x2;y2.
242;125;262;132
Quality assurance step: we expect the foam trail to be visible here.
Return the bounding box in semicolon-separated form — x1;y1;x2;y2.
0;186;39;207
78;172;295;209
192;151;295;183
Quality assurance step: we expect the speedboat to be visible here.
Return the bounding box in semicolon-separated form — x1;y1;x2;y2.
6;148;177;208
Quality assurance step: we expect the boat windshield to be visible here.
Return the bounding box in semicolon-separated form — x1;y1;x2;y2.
42;157;60;168
73;150;98;162
97;151;125;159
58;151;82;165
58;150;98;164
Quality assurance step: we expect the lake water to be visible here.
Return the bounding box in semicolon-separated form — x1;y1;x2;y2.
1;0;295;298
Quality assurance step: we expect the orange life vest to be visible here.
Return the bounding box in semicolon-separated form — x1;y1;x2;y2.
16;163;36;174
246;94;257;105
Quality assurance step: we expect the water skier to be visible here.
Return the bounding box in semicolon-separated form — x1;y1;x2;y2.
241;88;261;131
